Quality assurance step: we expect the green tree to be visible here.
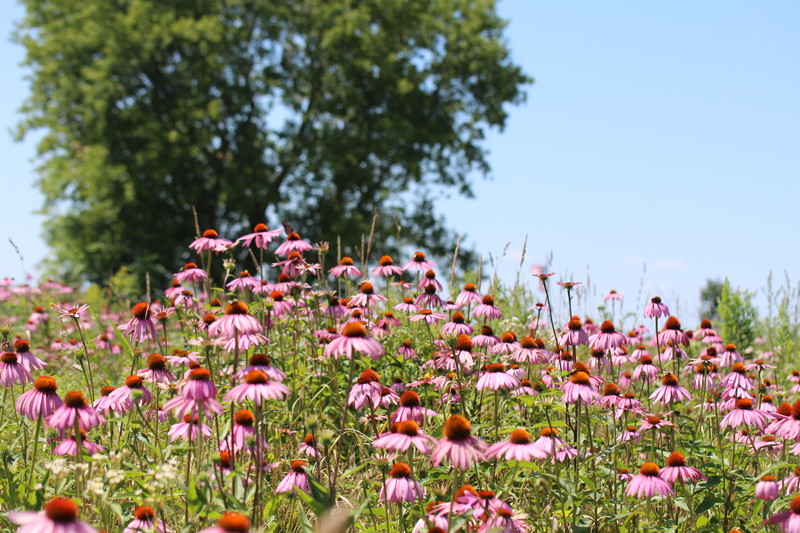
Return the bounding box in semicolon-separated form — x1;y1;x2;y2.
14;0;529;283
699;278;724;320
717;278;759;355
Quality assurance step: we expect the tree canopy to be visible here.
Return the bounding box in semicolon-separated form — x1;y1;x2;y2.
14;0;529;282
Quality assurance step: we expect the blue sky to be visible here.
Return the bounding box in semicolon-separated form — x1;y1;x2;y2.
3;1;799;324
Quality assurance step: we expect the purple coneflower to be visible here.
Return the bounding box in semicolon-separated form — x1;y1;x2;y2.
532;427;577;462
643;296;669;318
163;368;224;417
391;390;438;424
276;460;310;493
390;377;407;394
220;409;261;452
13;339;46;371
16;376;62;420
0;352;33;388
237;223;282;249
7;497;98;533
480;509;529;533
779;468;800;496
299;434;320;457
347;369;383;410
415;285;444;309
618;425;642;443
225;370;290;406
117;302;159;343
237;353;286;382
596;383;622;408
324;323;385;360
659;452;705;485
604;290;624;301
418;269;443;292
640;416;674;435
374;420;436;454
441;312;473;336
380;462;423;503
589;348;612;374
486;429;547;461
190;229;233;254
47;392;104;435
456;283;482;308
274;232;313;257
616;393;645;418
617;469;634;481
409;309;446;325
198;512;252;533
350;281;387;308
757;475;779;500
768;495;800;531
657;316;690;347
227;271;261;293
649;373;692;405
393;296;420;314
137;353;176;385
589;321;627;351
509;336;546;364
721;398;767;429
628;344;650;363
175;262;207;284
168;414;213;442
396;340;416;361
57;303;90;320
472;325;501;347
53;429;104;456
491;331;521;355
267;290;294;318
691;363;716;391
430;415;486;470
108;375;154;413
401;251;437;272
209;301;262;338
626;462;674;498
477;364;520;391
472;295;502;321
561;371;599;404
372;255;404;277
719;343;744;367
166;349;202;368
632;355;660;383
123;506;172;533
559;317;589;347
92;386;119;416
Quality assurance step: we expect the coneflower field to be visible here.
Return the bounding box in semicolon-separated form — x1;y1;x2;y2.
1;225;799;533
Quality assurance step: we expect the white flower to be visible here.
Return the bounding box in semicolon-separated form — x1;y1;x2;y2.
105;469;125;484
87;477;105;496
44;457;67;475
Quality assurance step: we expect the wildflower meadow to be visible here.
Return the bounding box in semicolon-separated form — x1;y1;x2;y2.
1;226;799;533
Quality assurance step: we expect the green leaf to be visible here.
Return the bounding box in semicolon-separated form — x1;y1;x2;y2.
296;489;327;517
673;497;690;512
695;495;723;514
306;469;334;510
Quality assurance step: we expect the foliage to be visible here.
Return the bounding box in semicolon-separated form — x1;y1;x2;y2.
13;0;530;283
763;271;800;361
1;242;800;533
699;278;724;321
716;278;759;353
